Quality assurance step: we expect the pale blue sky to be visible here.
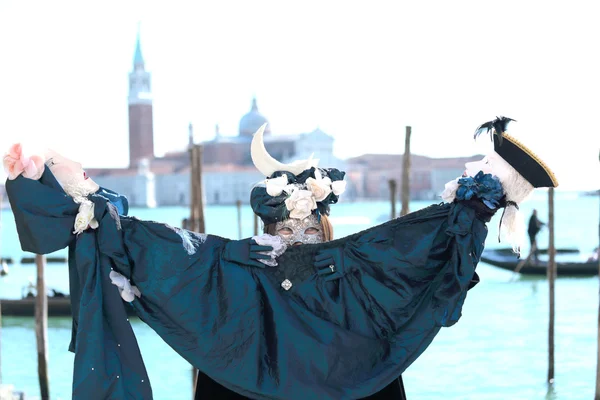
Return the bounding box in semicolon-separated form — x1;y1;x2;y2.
1;0;599;190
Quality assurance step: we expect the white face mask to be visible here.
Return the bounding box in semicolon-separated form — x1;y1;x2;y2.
275;213;324;246
45;150;99;196
464;156;493;177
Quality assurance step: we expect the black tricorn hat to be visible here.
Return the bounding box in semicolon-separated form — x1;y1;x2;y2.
474;116;558;188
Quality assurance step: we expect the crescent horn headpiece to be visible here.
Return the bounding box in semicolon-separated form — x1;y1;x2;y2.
250;123;319;177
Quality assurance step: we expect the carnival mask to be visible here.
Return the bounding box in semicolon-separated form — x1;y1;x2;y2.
275;213;324;246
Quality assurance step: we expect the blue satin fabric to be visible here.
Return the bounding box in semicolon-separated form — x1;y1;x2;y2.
6;169;151;399
5;169;489;400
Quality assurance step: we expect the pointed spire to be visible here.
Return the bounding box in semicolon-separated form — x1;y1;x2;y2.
133;22;144;67
188;122;194;147
251;97;258;111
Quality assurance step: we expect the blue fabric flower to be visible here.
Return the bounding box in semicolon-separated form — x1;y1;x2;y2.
456;171;504;209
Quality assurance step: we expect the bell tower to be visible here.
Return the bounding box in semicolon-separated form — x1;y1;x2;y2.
128;25;154;167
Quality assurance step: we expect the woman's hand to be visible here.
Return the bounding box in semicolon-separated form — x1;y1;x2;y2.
223;238;274;268
314;247;347;281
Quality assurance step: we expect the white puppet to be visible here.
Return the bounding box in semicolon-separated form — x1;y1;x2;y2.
4;145;102;235
441;116;558;251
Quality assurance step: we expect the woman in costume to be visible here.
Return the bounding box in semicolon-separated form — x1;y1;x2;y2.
3;116;557;400
194;130;407;399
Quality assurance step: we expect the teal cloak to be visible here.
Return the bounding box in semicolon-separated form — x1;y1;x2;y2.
5;168;491;400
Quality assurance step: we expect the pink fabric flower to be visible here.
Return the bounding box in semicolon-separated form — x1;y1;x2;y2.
3;143;45;180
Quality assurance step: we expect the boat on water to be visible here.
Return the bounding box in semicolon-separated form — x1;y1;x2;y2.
0;256;68;264
1;295;72;317
0;288;137;317
480;248;599;277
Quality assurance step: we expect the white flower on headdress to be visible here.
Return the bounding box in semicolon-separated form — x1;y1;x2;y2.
306;171;332;202
73;199;99;235
285;189;317;220
265;175;288;197
331;180;347;196
441;178;460;203
283;184;298;194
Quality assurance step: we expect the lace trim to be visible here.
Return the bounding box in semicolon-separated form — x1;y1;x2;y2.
107;202;122;230
167;226;207;255
252;234;287;267
62;179;98;203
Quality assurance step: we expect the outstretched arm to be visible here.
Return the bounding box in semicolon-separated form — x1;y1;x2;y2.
221;238;274;268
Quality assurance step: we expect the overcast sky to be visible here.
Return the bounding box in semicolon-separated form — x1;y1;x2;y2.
1;0;599;190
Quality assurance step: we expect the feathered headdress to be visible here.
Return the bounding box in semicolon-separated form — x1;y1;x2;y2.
473;116;516;146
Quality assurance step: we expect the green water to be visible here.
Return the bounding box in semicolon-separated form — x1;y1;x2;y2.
1;193;599;399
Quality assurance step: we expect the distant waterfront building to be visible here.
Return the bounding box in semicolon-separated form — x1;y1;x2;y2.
84;29;477;208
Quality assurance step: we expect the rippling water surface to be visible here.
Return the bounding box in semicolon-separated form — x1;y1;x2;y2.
1;193;598;399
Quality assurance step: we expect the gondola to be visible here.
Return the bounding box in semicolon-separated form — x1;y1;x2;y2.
0;295;73;316
480;248;599;277
0;292;138;317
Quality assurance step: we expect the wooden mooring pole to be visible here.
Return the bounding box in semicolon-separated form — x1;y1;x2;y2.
388;180;396;220
595;149;600;400
188;141;206;397
35;254;50;399
547;187;556;385
189;144;198;395
196;145;206;234
253;213;259;236
400;126;412;217
189;144;206;234
236;200;243;239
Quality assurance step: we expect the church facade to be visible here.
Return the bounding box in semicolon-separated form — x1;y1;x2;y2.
86;32;346;208
84;31;476;209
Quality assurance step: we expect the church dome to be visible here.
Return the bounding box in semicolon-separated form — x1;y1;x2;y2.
239;98;271;137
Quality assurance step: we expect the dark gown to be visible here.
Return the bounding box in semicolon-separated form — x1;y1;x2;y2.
195;370;407;399
5;168;490;400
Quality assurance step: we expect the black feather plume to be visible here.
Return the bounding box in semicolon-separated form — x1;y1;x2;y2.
473;116;516;145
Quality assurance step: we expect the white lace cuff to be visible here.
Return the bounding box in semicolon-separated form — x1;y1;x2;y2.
252;234;287;267
73;199;99;235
